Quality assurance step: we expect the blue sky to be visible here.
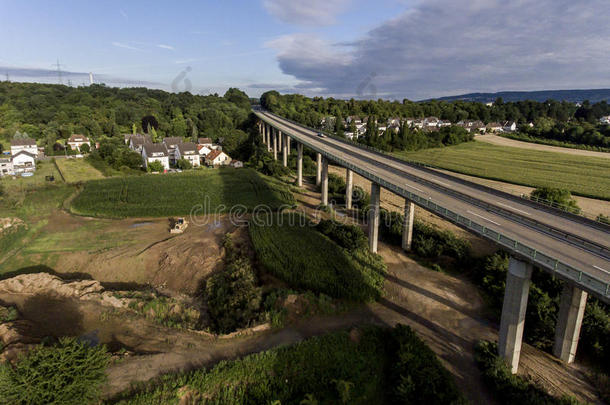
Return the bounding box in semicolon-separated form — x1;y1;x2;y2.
1;0;609;100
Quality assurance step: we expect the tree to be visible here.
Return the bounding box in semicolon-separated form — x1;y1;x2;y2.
224;88;250;110
147;160;164;172
530;187;581;214
132;123;137;135
176;158;192;170
141;115;159;132
79;143;90;154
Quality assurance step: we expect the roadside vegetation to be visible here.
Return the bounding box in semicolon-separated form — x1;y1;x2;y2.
70;168;295;218
394;141;610;200
110;325;466;404
249;213;385;302
529;187;581;214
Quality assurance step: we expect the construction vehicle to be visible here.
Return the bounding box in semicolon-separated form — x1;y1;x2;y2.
170;217;188;234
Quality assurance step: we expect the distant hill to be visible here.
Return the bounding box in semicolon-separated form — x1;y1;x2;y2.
427;89;610;103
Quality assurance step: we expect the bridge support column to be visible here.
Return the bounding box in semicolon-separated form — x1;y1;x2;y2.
287;136;291;155
267;125;272;151
264;124;269;147
369;183;381;253
273;129;278;160
296;143;303;187
345;169;353;210
402;200;415;251
278;129;282;150
498;257;533;374
316;153;322;186
261;123;265;145
553;284;587;364
321;157;329;206
282;133;288;167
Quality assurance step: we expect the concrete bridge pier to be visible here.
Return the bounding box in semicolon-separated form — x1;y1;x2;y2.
296;143;303;187
321;157;329;206
287;136;291;155
278;129;282;150
369;183;381;253
282;133;288;167
553;284;588;363
265;124;270;148
402;200;415;251
345;169;353;210
316;153;322;186
498;257;533;373
273;128;278;160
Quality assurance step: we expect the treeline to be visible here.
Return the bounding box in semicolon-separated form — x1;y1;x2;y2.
519;117;610;149
261;91;610;127
0;82;252;152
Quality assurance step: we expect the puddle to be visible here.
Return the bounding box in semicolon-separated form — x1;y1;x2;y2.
130;222;153;228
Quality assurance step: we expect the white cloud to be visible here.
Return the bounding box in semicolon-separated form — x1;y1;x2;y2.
158;44;175;50
263;0;352;25
270;0;610;99
111;42;140;51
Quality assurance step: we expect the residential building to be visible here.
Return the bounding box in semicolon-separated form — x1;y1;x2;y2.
197;137;214;148
175;142;200;167
600;116;610;125
163;137;183;164
0;157;14;176
486;122;503;132
142;143;170;171
129;135;152;153
502;121;517;132
206;149;231;166
229;160;244;168
11;151;36;174
10;138;38;157
67;134;91;151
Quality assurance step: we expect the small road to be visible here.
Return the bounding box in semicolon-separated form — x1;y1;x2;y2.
475;134;610;159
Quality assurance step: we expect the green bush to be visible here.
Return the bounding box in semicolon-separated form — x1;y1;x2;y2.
0;337;109;405
474;340;579;405
205;234;263;334
147;160;164;172
530;187;580;214
316;219;367;251
176;158;192;170
112;325;464;404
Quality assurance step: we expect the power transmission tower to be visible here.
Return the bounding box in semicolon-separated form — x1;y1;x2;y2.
52;59;65;84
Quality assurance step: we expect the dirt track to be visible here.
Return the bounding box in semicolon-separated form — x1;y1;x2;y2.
475;134;610;159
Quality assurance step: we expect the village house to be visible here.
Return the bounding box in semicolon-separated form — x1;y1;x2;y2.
142;143;170;171
229;160;243;168
67;134;91;151
175;142;200;167
502;121;517;132
346;116;362;125
0;157;14;176
163;137;183;164
11;151;36;174
486;122;503;133
205;149;231;166
600;116;610;125
197;137;214;149
129;134;152;153
197;144;212;163
10;138;38;157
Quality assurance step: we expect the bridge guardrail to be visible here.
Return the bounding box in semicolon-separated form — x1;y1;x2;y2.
264;111;610;227
256;111;610;302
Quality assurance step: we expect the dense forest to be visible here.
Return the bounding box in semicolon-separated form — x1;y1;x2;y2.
0;82;253;153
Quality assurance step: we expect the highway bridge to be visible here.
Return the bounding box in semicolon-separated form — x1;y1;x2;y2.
254;109;610;373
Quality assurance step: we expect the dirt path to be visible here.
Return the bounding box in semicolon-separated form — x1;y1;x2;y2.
475;134;610;159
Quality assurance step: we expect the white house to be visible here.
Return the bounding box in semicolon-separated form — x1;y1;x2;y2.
486;122;503;133
0;157;14;176
600;116;610;125
206;149;231;166
67;134;91;151
229;160;244;168
10;138;38;157
502;121;517;132
142;143;170;171
11;151;36;174
163;137;183;164
175;142;200;167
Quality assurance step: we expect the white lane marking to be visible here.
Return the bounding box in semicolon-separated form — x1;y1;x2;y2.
434;180;451;187
467;210;501;226
593;265;609;274
404;183;424;193
496;202;531;216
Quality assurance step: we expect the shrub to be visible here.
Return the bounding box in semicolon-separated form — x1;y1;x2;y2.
0;337;109;405
205;234;263;333
176;158;192;170
530;187;580;214
316;219;367;251
147;160;164;172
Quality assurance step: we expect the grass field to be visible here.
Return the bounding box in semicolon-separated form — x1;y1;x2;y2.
249;213;385;301
55;158;104;183
395;141;610;200
70;168;296;218
0;160;63;192
113;325;464;404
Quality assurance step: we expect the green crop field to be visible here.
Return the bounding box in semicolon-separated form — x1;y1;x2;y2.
249;213;385;301
394;141;610;200
55;158;104;183
70;168;296;218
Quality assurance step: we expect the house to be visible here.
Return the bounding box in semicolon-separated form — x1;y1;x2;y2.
205;149;231;166
163;137;183;164
502;121;517;132
344;132;356;140
486;122;503;133
10;138;38;157
438;120;452;127
175;142;200;167
11;151;36;174
197;144;212;163
67;134;91;151
142;143;170;171
229;160;243;168
346;116;362;125
197;137;214;148
0;157;14;176
600;116;610;125
129;135;152;153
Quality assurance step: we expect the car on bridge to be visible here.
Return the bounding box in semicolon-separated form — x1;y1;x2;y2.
317;132;325;138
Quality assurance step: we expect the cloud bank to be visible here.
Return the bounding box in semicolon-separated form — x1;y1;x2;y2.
268;0;610;100
263;0;351;25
